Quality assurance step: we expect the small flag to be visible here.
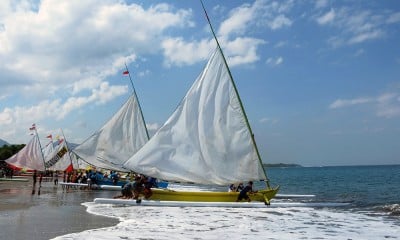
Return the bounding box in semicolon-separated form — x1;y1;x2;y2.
123;70;129;75
46;134;52;139
29;123;36;131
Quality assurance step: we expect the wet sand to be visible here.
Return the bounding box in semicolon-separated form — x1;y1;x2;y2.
0;177;119;240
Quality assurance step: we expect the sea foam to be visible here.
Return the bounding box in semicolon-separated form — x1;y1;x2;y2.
51;200;399;240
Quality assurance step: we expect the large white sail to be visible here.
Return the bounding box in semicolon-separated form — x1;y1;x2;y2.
5;135;45;171
73;94;148;171
123;48;267;185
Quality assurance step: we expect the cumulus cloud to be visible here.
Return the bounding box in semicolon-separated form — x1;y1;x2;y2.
0;0;194;142
0;0;193;98
161;38;213;67
0;82;128;135
161;0;292;68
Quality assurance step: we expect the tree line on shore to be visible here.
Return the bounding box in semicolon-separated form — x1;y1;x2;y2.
0;144;25;161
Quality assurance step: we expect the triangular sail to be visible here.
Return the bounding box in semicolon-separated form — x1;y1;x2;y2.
5;135;45;171
123;48;267;185
73;94;148;171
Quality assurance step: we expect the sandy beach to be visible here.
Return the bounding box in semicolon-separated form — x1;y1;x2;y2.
0;177;119;240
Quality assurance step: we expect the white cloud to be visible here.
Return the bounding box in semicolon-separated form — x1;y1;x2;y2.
387;12;400;24
317;9;335;25
315;0;329;9
353;48;365;57
266;56;283;66
329;97;372;109
259;118;279;124
222;37;265;66
218;0;293;36
161;38;213;67
161;0;292;68
146;123;160;131
161;35;265;68
330;93;400;118
146;122;160;137
218;2;255;37
0;0;193;98
348;29;384;44
0;82;128;128
315;7;395;46
269;14;292;30
274;41;287;48
0;0;195;143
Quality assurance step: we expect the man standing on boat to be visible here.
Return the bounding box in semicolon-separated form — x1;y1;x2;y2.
236;181;257;202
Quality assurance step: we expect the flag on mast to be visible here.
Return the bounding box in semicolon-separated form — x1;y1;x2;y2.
123;70;129;75
29;123;36;130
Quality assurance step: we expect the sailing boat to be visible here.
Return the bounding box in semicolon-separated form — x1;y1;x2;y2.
72;72;149;173
5;127;46;172
96;3;279;205
121;46;279;204
44;138;74;172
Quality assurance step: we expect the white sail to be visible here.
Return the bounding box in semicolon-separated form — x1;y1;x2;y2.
42;141;55;159
44;140;73;172
123;48;267;185
69;151;90;170
73;94;148;171
5;135;45;171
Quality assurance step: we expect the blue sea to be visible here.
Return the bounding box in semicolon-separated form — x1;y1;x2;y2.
53;165;400;239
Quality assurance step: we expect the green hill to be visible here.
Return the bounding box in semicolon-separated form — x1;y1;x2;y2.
263;163;302;168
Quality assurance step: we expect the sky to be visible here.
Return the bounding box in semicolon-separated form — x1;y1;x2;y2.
0;0;399;167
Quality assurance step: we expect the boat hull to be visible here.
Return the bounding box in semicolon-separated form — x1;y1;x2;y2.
148;186;279;204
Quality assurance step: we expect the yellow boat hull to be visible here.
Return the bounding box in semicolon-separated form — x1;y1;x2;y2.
148;186;280;204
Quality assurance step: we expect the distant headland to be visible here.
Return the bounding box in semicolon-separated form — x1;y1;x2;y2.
263;163;302;168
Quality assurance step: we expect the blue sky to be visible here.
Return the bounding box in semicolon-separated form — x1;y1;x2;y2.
0;0;399;167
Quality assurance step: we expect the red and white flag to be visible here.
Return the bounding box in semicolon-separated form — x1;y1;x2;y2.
123;70;129;75
46;134;52;139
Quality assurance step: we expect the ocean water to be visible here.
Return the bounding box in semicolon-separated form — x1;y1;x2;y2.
53;165;400;239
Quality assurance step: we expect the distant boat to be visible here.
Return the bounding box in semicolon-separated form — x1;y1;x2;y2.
5;133;45;171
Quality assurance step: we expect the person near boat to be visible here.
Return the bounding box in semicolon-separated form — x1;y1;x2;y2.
131;175;153;200
33;170;37;187
114;181;134;199
236;183;244;192
110;171;119;185
53;171;59;185
236;181;257;202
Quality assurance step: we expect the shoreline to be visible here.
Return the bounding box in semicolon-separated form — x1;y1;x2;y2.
0;177;119;240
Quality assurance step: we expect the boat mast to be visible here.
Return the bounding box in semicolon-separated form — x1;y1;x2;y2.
124;63;150;141
200;0;270;187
